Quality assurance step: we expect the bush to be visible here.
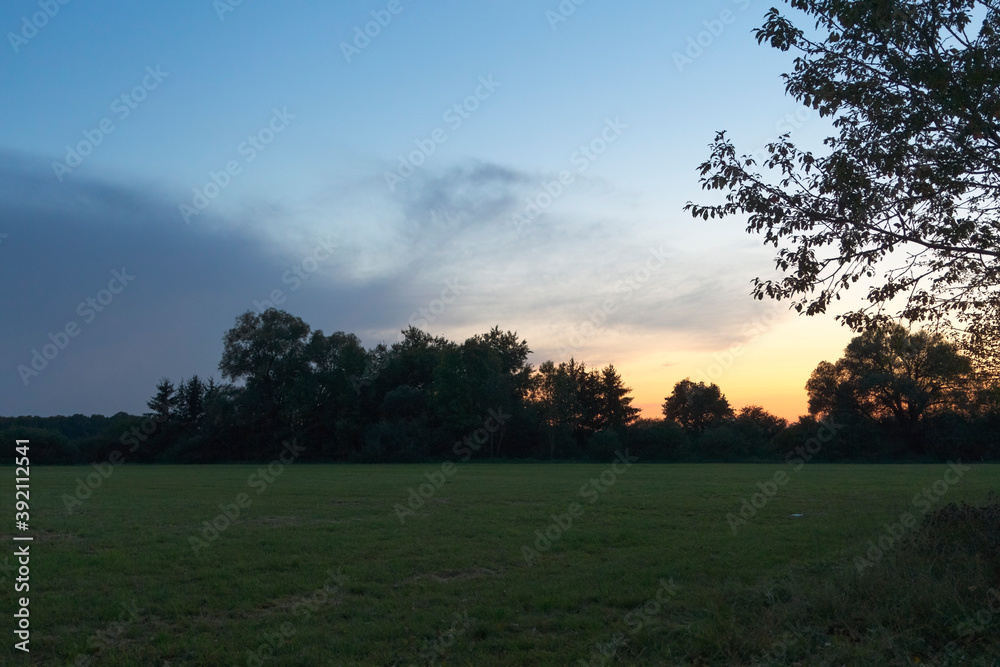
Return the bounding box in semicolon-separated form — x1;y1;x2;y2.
669;493;1000;664
904;493;1000;562
359;420;428;462
0;427;79;464
698;424;741;461
622;419;689;461
585;429;622;461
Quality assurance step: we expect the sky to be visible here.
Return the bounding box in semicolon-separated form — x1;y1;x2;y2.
0;0;860;421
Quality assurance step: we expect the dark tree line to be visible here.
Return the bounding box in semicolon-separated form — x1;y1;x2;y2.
3;311;997;465
5;309;644;464
802;325;1000;461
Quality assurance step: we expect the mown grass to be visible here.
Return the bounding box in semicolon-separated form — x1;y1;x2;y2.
3;462;999;665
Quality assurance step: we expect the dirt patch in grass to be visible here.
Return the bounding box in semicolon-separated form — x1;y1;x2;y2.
245;591;344;620
401;566;501;585
309;517;365;525
241;516;301;527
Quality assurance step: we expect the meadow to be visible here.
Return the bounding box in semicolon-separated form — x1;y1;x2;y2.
6;462;1000;666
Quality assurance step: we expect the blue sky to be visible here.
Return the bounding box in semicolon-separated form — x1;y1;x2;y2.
1;0;856;419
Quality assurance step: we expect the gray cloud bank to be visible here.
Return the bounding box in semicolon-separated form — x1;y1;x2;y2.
0;152;781;416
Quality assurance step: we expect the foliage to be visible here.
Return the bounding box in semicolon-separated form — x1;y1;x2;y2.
8;309;1000;464
218;308;312;437
806;325;973;446
662;378;734;432
734;405;788;442
687;0;1000;340
146;378;176;421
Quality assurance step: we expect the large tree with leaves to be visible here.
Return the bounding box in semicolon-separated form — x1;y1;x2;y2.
218;309;311;438
662;379;734;432
806;324;972;445
687;0;1000;340
293;330;368;458
530;359;586;458
431;329;531;458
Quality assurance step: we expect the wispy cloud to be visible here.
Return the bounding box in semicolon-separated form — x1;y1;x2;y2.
0;151;788;416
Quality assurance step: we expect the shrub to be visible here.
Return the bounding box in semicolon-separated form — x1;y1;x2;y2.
585;429;622;461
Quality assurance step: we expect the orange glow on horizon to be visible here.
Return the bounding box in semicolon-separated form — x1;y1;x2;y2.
620;315;855;424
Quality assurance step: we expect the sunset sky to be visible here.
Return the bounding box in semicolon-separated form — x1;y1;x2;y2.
1;0;859;421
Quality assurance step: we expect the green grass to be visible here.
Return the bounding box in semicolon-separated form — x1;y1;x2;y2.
5;462;1000;665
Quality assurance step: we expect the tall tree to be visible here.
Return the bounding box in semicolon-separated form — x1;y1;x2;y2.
377;326;454;394
595;364;642;432
146;378;176;421
574;362;603;438
467;327;534;400
806;325;972;444
959;305;1000;383
294;330;368;457
686;0;1000;340
175;376;206;428
531;359;584;458
662;379;734;432
218;309;311;436
734;405;789;447
431;340;504;457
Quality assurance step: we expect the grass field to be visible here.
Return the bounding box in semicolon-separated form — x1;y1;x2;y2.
5;461;1000;665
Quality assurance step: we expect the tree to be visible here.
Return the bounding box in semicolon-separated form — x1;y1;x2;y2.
574;362;603;438
147;378;176;421
735;405;788;441
430;343;498;454
376;326;454;395
662;379;734;432
686;1;1000;340
467;327;533;401
528;361;640;452
200;380;242;457
595;365;642;431
959;305;1000;383
296;330;368;458
175;376;206;428
218;309;311;435
431;332;524;458
805;325;972;445
530;360;584;458
732;405;789;457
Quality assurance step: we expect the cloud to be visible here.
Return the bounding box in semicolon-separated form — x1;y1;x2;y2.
0;151;789;416
0;151;409;416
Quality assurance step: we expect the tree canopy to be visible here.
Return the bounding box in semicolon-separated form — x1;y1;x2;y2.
662;379;734;432
7;309;997;466
806;325;973;445
686;0;1000;340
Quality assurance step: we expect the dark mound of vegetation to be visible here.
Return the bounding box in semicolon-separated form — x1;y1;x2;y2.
649;495;1000;665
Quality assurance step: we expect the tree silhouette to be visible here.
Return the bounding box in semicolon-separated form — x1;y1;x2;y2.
687;0;1000;340
596;364;641;431
531;359;583;458
147;378;176;421
662;379;734;432
806;325;972;447
175;376;206;428
295;330;368;458
735;405;787;441
218;309;311;438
